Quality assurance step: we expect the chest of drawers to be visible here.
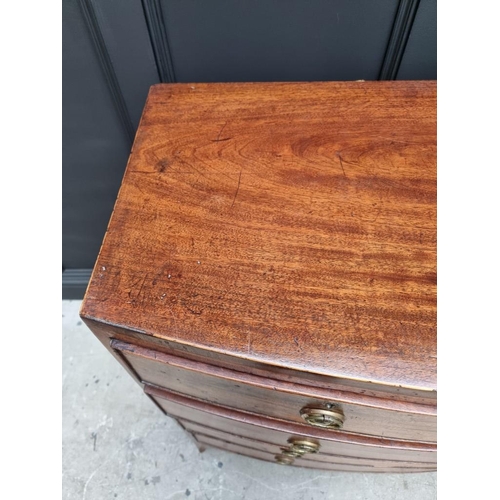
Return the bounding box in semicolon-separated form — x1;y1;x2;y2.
80;81;437;471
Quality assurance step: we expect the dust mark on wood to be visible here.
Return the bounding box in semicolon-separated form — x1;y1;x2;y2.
336;152;346;177
127;276;143;298
93;296;109;304
126;273;150;306
176;156;211;182
231;170;242;208
129;170;157;175
152;151;170;173
212;121;231;142
293;336;303;351
166;304;178;327
155;158;170;173
137;274;147;304
247;334;253;354
186;306;203;315
152;263;170;286
371;206;382;224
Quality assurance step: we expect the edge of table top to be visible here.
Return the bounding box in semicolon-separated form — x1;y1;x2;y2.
81;81;437;395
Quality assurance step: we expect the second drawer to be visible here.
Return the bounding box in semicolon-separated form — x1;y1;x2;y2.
146;383;436;467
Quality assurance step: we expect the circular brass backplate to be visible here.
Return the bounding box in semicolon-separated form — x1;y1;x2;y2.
275;454;294;465
280;446;306;458
287;437;321;454
300;406;345;429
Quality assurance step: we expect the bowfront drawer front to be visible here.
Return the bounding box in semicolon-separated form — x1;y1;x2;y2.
183;421;436;472
145;383;436;468
195;435;434;473
113;339;436;443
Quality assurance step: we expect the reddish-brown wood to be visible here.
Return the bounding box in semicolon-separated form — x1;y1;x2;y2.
89;318;434;404
112;339;436;442
195;435;434;473
145;383;436;466
81;81;436;395
80;81;437;470
183;421;435;469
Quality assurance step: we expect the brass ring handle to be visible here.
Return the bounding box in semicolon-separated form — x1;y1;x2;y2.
275;454;294;465
280;446;306;458
287;437;321;454
300;405;345;429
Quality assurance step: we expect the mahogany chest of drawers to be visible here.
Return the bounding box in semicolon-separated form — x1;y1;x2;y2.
80;81;437;471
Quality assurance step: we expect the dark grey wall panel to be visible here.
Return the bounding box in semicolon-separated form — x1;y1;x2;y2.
62;269;93;300
63;0;131;270
159;0;400;82
378;0;421;80
142;0;177;83
397;0;436;80
93;0;160;127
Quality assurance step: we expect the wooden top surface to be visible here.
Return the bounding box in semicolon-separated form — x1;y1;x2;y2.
81;81;436;393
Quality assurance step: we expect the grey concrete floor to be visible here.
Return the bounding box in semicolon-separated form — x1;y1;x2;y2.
63;300;436;500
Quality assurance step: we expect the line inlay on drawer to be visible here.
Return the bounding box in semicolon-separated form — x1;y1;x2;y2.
145;383;436;467
181;420;436;469
194;434;436;472
112;339;436;443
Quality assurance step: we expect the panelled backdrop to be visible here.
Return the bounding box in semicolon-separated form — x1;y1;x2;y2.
62;0;436;298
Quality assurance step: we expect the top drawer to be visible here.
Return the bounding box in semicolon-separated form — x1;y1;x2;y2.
112;339;436;443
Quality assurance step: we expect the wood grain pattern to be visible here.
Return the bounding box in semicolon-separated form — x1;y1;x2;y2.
146;384;436;465
81;81;436;397
195;435;434;472
92;319;434;403
113;339;436;442
183;421;435;469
